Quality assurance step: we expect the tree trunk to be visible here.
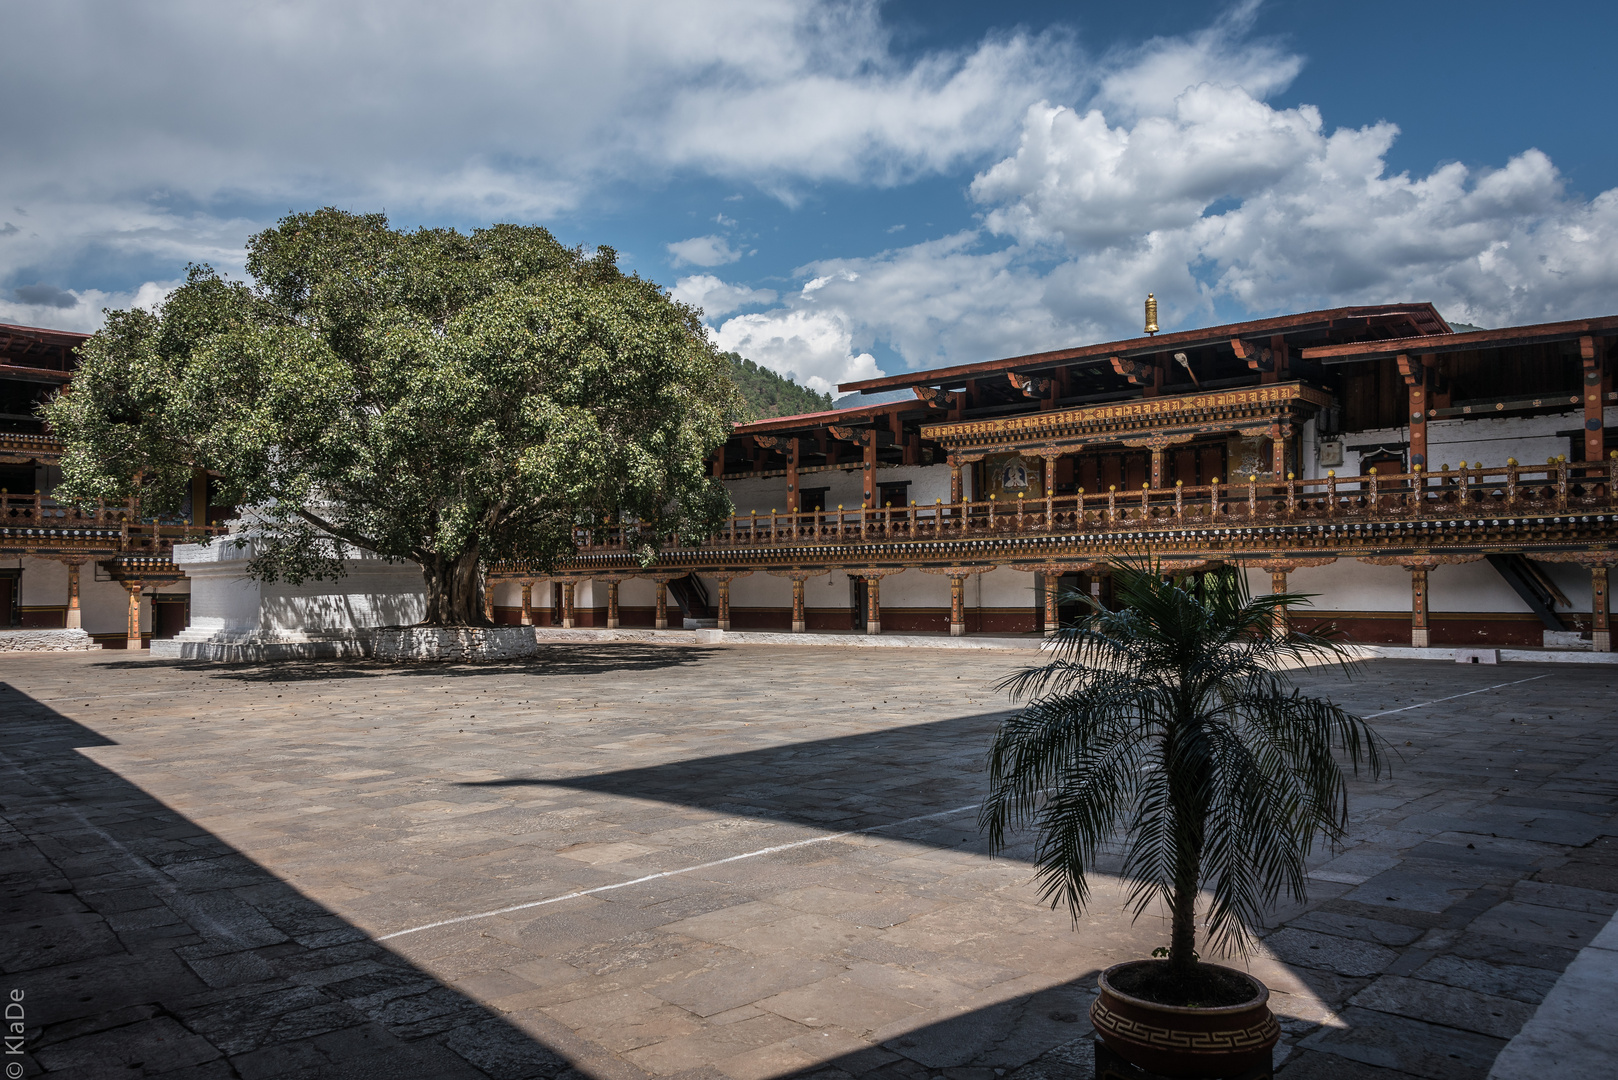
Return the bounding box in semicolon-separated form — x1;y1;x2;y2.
1168;826;1202;977
419;546;489;626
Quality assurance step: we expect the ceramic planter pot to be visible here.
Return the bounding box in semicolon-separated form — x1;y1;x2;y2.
1090;960;1279;1078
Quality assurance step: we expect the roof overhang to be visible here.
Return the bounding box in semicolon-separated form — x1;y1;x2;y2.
1301;315;1618;364
838;304;1450;395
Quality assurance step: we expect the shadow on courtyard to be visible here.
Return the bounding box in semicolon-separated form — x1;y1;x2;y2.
0;683;573;1078
89;642;713;682
0;681;1129;1079
458;709;1022;846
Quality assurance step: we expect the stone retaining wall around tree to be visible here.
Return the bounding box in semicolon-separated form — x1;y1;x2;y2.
368;627;538;662
0;629;102;652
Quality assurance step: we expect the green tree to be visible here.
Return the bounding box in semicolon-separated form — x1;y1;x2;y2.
980;561;1385;987
47;209;743;626
724;352;831;419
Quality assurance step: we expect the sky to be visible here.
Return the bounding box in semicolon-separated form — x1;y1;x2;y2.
3;0;1617;396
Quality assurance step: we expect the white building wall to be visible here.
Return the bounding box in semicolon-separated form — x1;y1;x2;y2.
1288;561;1412;613
1334;407;1616;476
80;571;143;635
727;572;791;608
802;569;852;611
724;463;956;516
620;577;659;607
18;556;67;607
882;570;950;607
979;567;1037;609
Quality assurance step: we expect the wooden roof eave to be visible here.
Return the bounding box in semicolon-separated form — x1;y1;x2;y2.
729;400;935;439
1301;315;1618;364
836;304;1450;395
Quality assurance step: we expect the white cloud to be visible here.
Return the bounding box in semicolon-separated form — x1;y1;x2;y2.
0;0;1080;325
669;274;777;318
970;85;1618;329
666;235;745;268
711;308;880;395
0;278;182;333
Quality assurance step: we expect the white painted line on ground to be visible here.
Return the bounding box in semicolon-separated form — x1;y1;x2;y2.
378;801;984;941
1363;673;1549;717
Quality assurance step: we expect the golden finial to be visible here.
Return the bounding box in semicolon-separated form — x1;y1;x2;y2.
1144;293;1159;336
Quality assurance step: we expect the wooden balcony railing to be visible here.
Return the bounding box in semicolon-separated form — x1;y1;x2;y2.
0;489;225;556
569;460;1618;554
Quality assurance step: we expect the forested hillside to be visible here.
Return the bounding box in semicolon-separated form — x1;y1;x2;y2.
726;352;832;419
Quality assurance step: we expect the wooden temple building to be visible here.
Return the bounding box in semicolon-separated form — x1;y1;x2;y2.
0;322;220;648
494;303;1618;652
3;301;1616;652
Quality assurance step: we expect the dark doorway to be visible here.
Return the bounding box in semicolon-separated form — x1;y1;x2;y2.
800;487;828;513
877;481;910;510
1056;572;1086;628
152;596;190;639
851;577;868;632
0;572;15;627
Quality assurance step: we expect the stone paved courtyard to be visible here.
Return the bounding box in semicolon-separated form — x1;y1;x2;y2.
2;646;1616;1080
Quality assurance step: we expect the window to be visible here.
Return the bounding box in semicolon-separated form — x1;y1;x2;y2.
878;481;911;509
799;487;828;513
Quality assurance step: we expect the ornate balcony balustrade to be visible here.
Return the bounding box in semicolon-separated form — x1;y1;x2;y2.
566;460;1618;558
1;489;224;557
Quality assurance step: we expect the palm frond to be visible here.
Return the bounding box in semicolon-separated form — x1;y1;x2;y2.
980;556;1388;968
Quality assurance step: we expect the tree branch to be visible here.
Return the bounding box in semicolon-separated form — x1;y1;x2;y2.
293;507;386;555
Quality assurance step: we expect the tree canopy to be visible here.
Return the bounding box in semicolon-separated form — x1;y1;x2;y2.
47;209;743;625
724;352;831;419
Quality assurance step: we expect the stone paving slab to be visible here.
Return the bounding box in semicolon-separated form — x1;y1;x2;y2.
2;648;1616;1079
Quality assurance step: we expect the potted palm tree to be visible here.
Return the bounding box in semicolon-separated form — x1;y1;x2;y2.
981;559;1385;1078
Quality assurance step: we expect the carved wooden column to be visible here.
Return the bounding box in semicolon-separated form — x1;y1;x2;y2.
786;582;805;634
1044;573;1059;636
921;566;994;637
124;580;143;650
950;458;963;503
786;437;800;511
710;571;751;632
655;581;669;630
863;433;877;508
1593;565;1611;653
1244;557;1334;637
849;569;900;635
1399;353;1431;471
65;561;83;629
1410;567;1429;648
562;581;576;629
607;580;621;629
1090;570;1104;608
1041;450;1059;524
767;569;827;633
1583;336;1607;468
1270;421;1287;480
520;580;533;626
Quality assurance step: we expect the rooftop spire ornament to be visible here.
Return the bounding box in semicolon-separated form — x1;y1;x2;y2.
1144;293;1159;336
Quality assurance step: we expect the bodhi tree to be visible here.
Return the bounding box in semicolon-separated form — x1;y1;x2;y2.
47;209;743;625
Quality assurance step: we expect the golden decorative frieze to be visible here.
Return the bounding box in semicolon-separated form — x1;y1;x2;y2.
921;381;1331;450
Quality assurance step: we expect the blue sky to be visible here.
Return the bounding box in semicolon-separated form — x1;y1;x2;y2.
3;1;1616;394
